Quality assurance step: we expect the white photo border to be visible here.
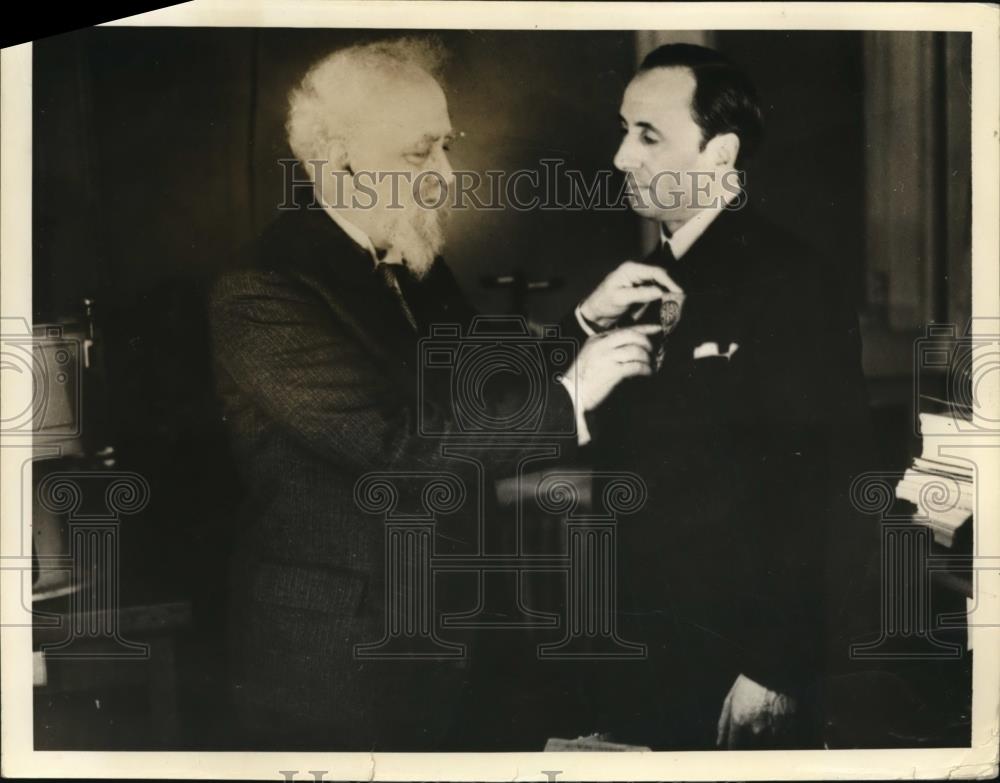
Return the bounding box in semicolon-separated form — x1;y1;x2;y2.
2;2;998;779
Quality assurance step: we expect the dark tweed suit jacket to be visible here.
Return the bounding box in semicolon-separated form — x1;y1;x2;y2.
210;205;576;750
566;204;881;748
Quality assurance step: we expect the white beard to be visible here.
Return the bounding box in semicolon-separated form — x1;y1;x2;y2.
383;201;448;280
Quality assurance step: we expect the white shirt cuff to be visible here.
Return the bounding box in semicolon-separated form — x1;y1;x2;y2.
574;304;598;337
558;374;592;446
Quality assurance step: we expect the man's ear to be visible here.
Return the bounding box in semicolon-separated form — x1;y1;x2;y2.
305;139;351;208
322;138;351;174
705;133;740;169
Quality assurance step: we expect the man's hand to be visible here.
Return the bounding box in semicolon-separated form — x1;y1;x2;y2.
563;324;661;413
716;674;798;749
579;261;682;331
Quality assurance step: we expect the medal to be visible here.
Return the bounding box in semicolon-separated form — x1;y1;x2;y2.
656;291;686;371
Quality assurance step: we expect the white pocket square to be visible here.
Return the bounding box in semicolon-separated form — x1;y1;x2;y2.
693;341;739;360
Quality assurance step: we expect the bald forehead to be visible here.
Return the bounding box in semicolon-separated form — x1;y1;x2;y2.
352;67;450;134
366;68;446;112
342;67;452;158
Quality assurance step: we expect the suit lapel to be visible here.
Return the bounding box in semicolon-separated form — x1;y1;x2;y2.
273;208;476;383
657;206;758;366
673;205;753;291
278;207;423;372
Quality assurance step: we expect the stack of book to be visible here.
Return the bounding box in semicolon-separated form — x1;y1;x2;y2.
896;411;974;547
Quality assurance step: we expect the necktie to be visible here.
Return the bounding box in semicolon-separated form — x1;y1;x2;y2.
653;238;688;289
658;237;678;267
628;240;682;328
376;261;419;332
650;240;688;371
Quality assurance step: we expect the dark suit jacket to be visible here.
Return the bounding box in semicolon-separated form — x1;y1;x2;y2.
566;204;880;746
209;205;576;750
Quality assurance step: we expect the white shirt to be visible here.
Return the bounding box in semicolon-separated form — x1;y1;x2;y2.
660;193;732;260
323;206;379;262
324;206;412;304
566;193;738;445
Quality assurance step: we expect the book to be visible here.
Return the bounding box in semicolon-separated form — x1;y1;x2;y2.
897;412;975;547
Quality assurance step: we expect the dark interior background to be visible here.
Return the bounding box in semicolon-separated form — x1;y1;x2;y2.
31;27;971;749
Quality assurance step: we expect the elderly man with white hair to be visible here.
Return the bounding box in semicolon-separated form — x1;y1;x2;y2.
284;38;454;277
210;37;671;750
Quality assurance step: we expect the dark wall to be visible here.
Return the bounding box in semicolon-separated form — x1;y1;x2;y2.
715;31;867;298
34;28;256;318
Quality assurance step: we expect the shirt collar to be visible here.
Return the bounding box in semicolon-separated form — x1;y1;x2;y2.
660;186;741;259
322;206;380;264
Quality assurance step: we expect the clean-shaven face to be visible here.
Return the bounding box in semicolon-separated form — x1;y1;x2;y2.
614;66;717;227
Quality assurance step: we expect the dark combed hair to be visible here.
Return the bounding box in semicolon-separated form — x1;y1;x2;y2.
638;43;763;163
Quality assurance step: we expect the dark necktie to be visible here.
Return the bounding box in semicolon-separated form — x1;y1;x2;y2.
646;239;691;370
651;238;690;290
626;240;683;328
375;261;419;332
